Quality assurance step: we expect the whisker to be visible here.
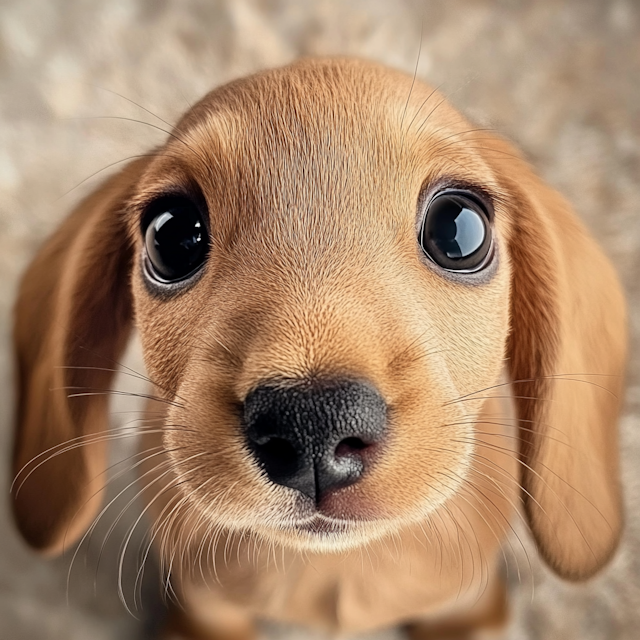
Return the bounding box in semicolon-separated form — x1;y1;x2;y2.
55;152;167;201
444;372;619;408
453;475;532;597
63;444;166;553
61;388;183;408
74;344;184;405
117;457;207;614
85;83;175;129
13;425;191;496
456;437;608;560
57;365;184;402
133;491;184;611
400;17;424;132
440;418;574;450
68;115;210;168
66;455;176;605
454;456;534;588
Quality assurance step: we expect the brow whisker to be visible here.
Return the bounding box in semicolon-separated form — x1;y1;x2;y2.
86;83;176;129
69;115;210;168
55;152;166;201
400;17;424;133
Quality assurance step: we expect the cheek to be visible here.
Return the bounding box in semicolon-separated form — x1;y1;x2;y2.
427;262;511;401
162;368;299;528
131;274;211;392
354;261;511;519
323;400;477;522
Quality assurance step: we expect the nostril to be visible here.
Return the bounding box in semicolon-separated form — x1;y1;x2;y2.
243;379;387;499
335;436;370;458
254;437;299;477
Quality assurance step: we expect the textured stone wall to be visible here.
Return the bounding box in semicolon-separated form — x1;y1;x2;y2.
0;1;638;638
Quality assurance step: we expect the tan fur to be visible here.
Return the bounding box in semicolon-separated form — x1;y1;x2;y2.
11;58;627;637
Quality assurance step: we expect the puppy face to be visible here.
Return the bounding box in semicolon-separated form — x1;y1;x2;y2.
125;60;512;551
12;58;626;581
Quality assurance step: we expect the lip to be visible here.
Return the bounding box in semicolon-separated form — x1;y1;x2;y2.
295;515;353;535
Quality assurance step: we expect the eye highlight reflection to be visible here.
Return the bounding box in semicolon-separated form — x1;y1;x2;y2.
143;196;209;284
419;191;493;273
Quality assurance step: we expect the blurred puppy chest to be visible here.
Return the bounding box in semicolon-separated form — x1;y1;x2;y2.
185;533;475;633
176;515;506;635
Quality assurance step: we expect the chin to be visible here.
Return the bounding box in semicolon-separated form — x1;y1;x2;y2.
248;513;400;554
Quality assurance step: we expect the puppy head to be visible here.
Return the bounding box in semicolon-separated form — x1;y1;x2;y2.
12;58;626;580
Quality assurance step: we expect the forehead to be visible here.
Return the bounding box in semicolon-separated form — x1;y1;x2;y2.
133;59;500;247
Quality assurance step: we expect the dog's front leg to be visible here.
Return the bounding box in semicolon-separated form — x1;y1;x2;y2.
163;587;257;640
405;572;508;640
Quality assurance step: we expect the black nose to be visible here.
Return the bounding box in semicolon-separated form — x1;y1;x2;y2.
243;379;387;502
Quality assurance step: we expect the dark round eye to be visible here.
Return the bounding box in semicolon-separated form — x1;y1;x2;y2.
143;197;208;283
419;191;492;272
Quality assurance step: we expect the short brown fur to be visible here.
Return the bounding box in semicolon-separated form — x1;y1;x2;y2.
12;58;627;637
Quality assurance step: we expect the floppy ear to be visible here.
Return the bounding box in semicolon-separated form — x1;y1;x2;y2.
500;147;627;579
12;158;149;555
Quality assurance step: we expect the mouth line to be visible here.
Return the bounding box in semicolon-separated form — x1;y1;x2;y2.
293;515;355;535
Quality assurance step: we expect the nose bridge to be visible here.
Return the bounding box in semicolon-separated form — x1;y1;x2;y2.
245;379;387;448
234;270;397;392
219;141;409;382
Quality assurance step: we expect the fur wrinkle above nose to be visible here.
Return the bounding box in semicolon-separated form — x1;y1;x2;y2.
242;378;387;503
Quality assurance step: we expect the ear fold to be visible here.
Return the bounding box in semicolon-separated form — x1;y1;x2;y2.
12;159;149;555
501;150;627;579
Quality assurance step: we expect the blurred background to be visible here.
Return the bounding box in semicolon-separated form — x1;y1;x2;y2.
0;0;639;638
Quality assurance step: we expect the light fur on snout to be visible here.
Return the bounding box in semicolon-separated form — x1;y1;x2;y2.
11;58;627;637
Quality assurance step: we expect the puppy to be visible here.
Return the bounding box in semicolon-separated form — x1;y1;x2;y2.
11;58;627;639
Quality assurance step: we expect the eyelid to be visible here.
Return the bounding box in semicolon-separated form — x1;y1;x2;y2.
422;188;494;223
415;178;497;228
138;185;210;234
